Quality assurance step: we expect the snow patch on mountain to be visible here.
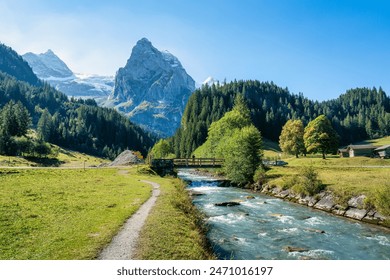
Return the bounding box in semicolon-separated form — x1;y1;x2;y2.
23;50;113;101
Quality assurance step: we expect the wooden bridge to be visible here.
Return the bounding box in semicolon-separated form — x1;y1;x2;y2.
150;158;224;175
173;158;224;168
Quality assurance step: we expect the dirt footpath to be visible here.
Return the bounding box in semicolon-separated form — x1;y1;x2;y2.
98;180;160;260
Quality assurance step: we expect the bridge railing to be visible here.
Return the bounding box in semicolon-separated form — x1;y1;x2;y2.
173;158;224;167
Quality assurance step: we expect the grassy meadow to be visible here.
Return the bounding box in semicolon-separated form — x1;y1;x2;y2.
267;164;389;201
261;136;390;215
0;145;108;168
0;164;215;260
0;167;152;259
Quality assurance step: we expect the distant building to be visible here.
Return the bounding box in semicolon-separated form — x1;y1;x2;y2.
346;144;377;157
374;145;390;159
337;148;349;157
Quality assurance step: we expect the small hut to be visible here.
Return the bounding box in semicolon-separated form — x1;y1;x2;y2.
375;145;390;159
346;145;377;157
338;148;349;158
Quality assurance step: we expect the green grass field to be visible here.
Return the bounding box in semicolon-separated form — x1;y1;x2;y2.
0;165;214;260
0;167;152;259
0;145;108;168
266;155;390;216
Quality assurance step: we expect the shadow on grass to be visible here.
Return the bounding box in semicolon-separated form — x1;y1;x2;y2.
266;173;284;179
24;157;65;167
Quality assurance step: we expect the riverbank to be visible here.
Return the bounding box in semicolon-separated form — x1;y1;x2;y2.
178;168;390;260
257;184;390;229
188;167;390;229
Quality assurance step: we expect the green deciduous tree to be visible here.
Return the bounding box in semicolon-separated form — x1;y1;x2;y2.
304;115;339;159
279;119;305;158
222;125;263;184
149;139;174;159
194;95;263;184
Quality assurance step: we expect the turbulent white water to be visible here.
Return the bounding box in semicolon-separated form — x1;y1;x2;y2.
178;169;390;260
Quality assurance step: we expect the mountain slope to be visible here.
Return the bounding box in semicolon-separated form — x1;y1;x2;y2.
0;43;40;86
172;80;390;157
106;38;195;137
0;43;155;158
22;50;113;101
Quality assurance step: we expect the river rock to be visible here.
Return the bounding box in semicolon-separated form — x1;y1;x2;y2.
299;194;321;207
189;191;205;197
313;194;335;212
246;196;256;200
305;228;325;234
269;213;284;217
332;204;347;216
362;211;380;225
374;211;386;220
283;246;309;253
215;201;241;207
348;195;367;208
275;189;290;198
271;187;282;195
260;184;272;193
287;191;300;201
345;208;368;220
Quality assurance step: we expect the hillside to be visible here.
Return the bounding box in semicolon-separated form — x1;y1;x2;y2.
357;136;390;146
0;43;40;86
0;43;156;158
0;144;109;168
172;80;390;157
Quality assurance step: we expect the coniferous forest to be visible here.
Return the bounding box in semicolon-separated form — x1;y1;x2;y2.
1;42;389;160
0;72;155;158
173;80;390;157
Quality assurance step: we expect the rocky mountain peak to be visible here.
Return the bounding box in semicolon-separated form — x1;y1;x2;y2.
106;38;195;137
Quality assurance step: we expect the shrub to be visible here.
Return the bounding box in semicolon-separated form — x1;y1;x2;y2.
372;185;390;216
253;166;267;185
283;174;300;190
287;166;324;196
300;166;324;196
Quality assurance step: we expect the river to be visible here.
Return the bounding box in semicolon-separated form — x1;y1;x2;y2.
178;169;390;260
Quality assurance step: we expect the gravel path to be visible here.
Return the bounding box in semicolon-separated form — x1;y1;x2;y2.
98;180;160;260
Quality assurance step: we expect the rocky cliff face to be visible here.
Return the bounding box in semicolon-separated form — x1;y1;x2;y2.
105;38;195;137
22;50;113;102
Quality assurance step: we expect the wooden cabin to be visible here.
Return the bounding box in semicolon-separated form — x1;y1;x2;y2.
375;145;390;159
338;148;349;158
347;145;377;157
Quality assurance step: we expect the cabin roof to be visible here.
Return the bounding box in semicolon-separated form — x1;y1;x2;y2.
347;144;377;150
374;144;390;151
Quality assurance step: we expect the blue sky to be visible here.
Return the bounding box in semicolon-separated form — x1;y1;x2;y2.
0;0;389;101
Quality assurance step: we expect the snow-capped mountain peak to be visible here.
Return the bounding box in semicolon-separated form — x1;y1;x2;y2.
203;76;218;86
23;50;114;101
23;49;73;79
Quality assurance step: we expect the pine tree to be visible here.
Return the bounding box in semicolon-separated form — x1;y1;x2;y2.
37;109;53;142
